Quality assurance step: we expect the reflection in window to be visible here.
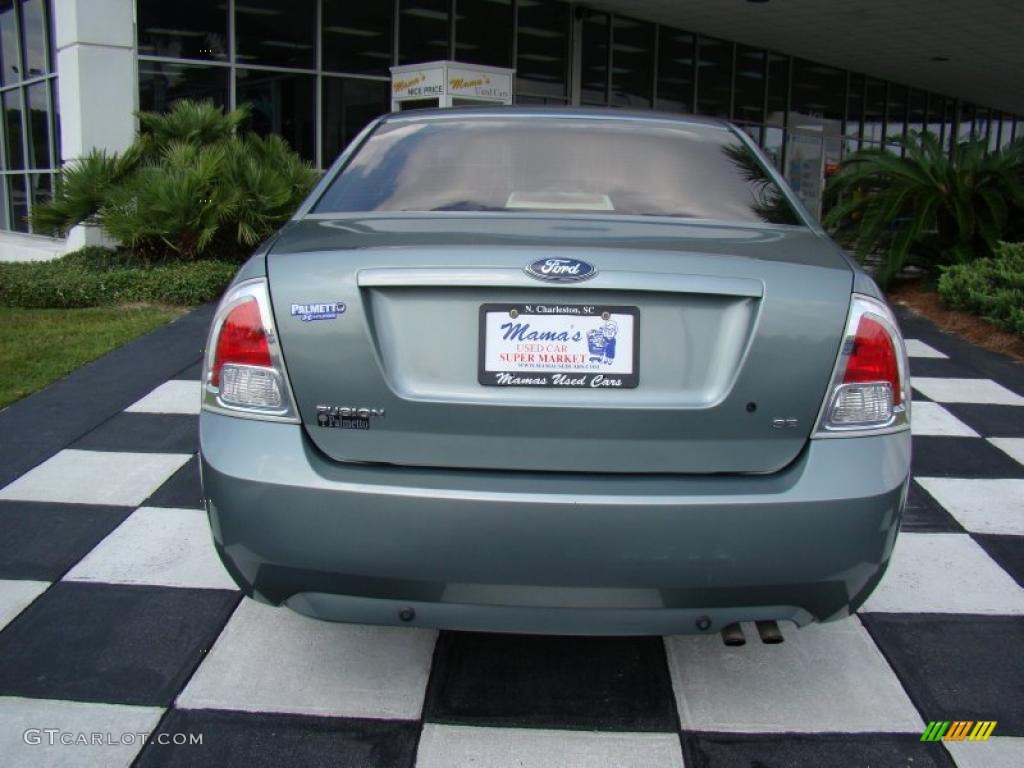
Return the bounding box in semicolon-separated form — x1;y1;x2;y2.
137;0;228;61
765;52;788;126
844;73;863;153
236;0;316;69
907;89;926;137
0;1;18;86
399;0;450;65
3;88;23;169
733;45;765;124
885;84;907;150
516;0;569;100
236;68;316;163
926;94;945;145
696;36;732;118
322;2;393;76
138;62;229;113
19;0;48;77
579;11;608;106
958;103;975;142
998;116;1015;149
791;59;843;121
656;27;693;113
863;78;885;144
611;16;653;108
321;76;389;165
455;0;512;67
25;80;48;168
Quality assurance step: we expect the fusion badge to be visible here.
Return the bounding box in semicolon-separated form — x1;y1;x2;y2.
524;258;597;283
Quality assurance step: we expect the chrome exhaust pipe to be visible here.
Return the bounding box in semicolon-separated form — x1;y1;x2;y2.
756;620;784;644
721;622;746;646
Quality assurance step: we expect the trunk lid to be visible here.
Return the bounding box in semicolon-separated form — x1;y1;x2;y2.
268;214;852;474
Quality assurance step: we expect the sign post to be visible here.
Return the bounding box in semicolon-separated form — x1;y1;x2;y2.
390;61;515;112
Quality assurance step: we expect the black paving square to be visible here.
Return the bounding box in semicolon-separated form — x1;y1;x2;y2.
144;455;201;508
901;481;964;533
944;403;1024;438
681;732;955;768
911;435;1024;478
909;357;979;379
0;582;239;706
72;413;198;454
862;613;1024;735
972;533;1024;588
0;501;132;581
423;631;678;731
173;360;203;381
135;709;418;768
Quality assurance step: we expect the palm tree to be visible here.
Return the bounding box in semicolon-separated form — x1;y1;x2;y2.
823;131;1024;287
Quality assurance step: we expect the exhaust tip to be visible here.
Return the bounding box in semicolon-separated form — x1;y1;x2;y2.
755;620;784;644
721;622;746;646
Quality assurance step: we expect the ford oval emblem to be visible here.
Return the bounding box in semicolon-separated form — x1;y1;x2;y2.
524;258;598;283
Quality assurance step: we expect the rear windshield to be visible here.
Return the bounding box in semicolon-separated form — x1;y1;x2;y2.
312;116;803;226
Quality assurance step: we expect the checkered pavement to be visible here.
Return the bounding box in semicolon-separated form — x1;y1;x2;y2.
0;307;1021;767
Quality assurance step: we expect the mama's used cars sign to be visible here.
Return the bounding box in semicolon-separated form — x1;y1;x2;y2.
390;61;514;110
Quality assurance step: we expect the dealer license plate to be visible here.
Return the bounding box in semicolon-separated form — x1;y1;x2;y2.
479;303;639;388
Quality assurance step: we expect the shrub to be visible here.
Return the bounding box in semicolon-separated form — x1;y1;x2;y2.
30;100;319;263
824;132;1024;287
937;241;1024;336
0;247;237;308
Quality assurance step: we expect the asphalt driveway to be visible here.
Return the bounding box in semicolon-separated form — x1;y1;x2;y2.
0;304;1021;767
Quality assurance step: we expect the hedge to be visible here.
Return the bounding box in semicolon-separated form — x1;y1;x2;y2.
0;247;237;309
937;241;1024;336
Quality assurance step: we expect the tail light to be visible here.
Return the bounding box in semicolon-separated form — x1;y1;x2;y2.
814;294;910;435
202;278;298;421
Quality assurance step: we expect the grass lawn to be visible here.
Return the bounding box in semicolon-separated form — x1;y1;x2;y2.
0;305;186;409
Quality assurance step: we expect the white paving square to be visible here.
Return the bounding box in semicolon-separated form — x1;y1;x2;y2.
911;378;1024;406
416;725;685;768
905;339;948;358
0;450;191;506
124;380;201;415
988;437;1024;466
0;696;163;768
664;617;922;733
64;507;236;590
944;736;1024;768
861;532;1024;613
910;402;980;437
177;599;436;719
0;580;49;631
915;478;1024;535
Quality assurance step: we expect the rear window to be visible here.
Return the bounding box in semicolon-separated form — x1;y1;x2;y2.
313;116;803;226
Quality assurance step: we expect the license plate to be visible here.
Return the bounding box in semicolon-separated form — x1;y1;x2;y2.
479;303;639;388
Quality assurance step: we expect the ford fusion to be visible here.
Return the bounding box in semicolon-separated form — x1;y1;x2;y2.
200;108;911;637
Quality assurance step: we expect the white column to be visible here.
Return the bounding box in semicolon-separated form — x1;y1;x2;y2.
53;0;136;249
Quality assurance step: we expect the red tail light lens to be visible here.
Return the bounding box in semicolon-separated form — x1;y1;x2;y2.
842;315;902;405
211;298;271;387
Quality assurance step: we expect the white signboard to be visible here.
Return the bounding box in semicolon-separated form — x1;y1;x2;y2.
390;61;515;111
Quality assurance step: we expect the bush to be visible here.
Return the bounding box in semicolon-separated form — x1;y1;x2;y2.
0;247;237;308
937;242;1024;336
30;100;318;263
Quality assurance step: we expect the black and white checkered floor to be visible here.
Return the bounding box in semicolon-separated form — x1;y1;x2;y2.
0;306;1021;767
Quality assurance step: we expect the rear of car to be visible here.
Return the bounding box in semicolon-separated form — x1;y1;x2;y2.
199;109;911;636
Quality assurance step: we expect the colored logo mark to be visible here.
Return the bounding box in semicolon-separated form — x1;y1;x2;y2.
920;720;997;742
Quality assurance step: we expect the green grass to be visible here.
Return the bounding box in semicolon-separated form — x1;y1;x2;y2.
0;305;184;408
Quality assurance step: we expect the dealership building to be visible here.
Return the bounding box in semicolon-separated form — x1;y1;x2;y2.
0;0;1021;260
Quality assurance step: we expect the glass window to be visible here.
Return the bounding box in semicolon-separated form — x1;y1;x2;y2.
973;107;990;145
733;45;765;124
610;16;654;108
907;89;926;138
763;126;784;169
885;83;907;149
321;76;389;165
19;0;47;77
455;0;512;67
790;59;843;121
696;36;732;118
579;11;608;106
6;172;26;230
137;0;228;61
235;0;316;69
655;27;693;113
2;88;23;170
863;78;885;144
399;0;450;64
765;52;788;127
138;61;230;113
322;2;393;76
314;116;803;226
844;72;863;153
926;94;944;144
29;168;50;207
515;0;569;99
0;1;18;85
958;103;975;142
25;80;47;168
236;68;316;163
999;116;1014;149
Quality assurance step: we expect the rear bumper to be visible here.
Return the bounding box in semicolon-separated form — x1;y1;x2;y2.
200;413;910;635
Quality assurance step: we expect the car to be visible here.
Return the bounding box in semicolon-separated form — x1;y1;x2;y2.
199;107;911;638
